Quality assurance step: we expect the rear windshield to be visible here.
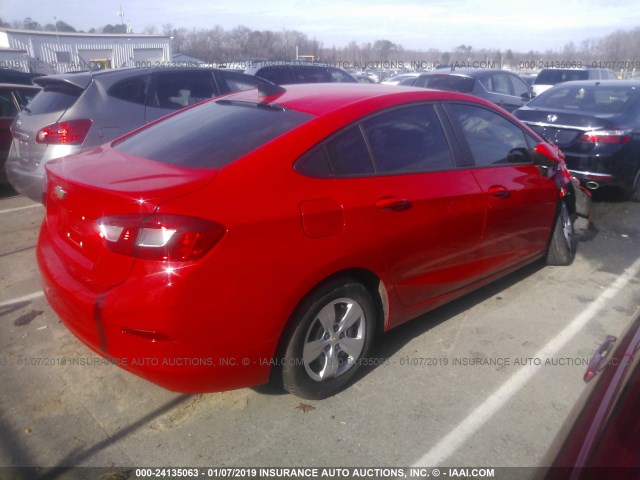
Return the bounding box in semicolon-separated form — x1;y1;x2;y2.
424;75;475;93
534;69;589;85
25;82;83;114
113;99;314;168
528;84;639;114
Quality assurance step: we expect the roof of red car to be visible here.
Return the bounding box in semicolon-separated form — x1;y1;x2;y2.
223;83;480;117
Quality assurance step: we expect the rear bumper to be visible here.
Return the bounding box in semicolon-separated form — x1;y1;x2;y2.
564;151;639;192
5;158;46;203
37;225;272;393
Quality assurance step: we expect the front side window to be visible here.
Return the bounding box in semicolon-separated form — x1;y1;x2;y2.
481;73;511;95
447;103;531;166
510;74;530;98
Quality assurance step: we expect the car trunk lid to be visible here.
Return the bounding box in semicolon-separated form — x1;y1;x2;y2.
44;146;217;289
516;108;619;147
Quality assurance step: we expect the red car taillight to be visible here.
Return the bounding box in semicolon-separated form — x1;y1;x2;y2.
578;130;631;144
36;119;92;145
96;214;225;261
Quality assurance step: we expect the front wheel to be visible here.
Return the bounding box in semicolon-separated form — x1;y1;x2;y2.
630;170;640;202
546;201;576;266
281;280;377;399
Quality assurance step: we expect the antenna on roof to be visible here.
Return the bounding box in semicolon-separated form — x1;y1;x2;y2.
257;82;286;102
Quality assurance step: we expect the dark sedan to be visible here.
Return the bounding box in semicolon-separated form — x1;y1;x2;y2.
399;69;534;112
534;309;640;479
514;81;640;200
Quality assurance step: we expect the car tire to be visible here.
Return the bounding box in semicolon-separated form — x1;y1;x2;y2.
281;279;377;400
630;170;640;202
546;201;576;266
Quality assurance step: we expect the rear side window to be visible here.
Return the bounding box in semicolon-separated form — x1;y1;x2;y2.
255;67;292;85
447;103;531;166
325;126;374;175
149;71;217;109
510;75;530;98
362;104;454;173
114;100;314;168
217;71;265;94
109;75;149;105
24;83;82;114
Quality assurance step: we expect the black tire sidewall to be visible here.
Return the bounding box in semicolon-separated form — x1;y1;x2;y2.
547;201;575;265
281;281;377;400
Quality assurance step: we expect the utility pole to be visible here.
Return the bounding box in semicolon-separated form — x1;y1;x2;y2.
117;6;125;26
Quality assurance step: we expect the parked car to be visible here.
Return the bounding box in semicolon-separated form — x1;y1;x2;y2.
353;74;377;84
381;72;420;85
532;68;618;97
6;67;275;202
243;61;357;84
399;69;534;113
38;83;582;400
533;309;640;479
0;83;40;185
514;80;640;200
0;68;44;86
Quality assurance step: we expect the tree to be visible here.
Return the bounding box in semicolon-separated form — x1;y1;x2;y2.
23;17;41;30
102;24;127;34
55;20;76;32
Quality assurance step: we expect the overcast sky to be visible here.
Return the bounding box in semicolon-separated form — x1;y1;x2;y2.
3;0;639;52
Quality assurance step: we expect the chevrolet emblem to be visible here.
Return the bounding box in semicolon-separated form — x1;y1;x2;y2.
54;185;67;200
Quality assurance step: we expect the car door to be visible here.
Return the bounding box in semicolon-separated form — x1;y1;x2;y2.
444;102;558;275
145;70;218;122
321;103;486;306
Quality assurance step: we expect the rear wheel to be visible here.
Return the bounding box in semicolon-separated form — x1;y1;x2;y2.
281;279;377;399
546;201;576;266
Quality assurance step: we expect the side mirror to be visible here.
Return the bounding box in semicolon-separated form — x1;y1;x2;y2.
521;91;535;100
533;141;562;168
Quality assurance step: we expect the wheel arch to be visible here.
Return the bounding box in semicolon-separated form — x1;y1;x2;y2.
269;267;389;384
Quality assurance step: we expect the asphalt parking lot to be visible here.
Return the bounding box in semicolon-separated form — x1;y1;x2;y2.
1;184;639;477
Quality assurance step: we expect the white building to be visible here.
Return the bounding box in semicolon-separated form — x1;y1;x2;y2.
0;28;172;74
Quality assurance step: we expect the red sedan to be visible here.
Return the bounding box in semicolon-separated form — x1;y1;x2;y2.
37;83;584;399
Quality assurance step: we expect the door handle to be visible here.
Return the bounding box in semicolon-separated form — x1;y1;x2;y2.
375;197;412;211
488;185;510;199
